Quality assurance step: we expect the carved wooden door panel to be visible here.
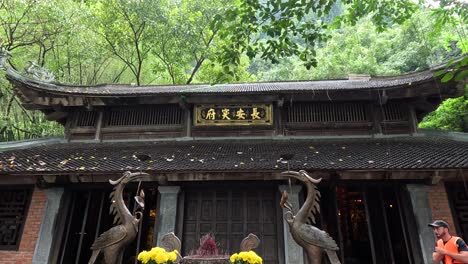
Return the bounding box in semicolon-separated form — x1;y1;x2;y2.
53;187;159;264
182;185;281;264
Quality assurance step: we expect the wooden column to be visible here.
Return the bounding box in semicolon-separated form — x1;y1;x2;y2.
371;104;383;135
275;99;284;136
408;105;419;135
94;111;103;141
184;107;192;137
64;113;73;141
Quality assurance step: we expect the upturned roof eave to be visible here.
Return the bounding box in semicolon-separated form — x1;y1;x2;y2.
4;63;453;98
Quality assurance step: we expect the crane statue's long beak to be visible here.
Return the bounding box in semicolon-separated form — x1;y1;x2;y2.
280;170;322;184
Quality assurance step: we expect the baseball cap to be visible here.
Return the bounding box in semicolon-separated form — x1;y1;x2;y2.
428;220;449;228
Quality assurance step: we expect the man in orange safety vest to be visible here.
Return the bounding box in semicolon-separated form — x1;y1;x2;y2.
429;220;468;264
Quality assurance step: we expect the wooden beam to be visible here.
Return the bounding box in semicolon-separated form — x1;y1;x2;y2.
44;111;68;121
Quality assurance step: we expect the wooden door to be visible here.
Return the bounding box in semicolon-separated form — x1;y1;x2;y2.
53;186;158;264
335;184;417;264
181;184;281;264
447;183;468;241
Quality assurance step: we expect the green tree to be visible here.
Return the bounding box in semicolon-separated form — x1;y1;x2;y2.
419;95;468;132
92;0;162;85
0;0;70;67
0;0;466;141
427;0;467;83
418;0;467;131
251;10;456;81
215;0;417;76
149;0;229;84
0;0;68;141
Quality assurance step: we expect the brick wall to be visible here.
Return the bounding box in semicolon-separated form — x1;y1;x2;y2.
428;181;456;230
0;188;46;264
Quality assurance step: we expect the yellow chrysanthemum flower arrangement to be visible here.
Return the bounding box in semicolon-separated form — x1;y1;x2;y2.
230;251;263;264
137;247;178;264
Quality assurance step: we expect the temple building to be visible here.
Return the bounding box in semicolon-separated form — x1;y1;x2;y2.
0;61;467;264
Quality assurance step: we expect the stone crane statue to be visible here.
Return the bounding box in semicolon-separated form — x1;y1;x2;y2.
88;171;148;264
280;170;341;264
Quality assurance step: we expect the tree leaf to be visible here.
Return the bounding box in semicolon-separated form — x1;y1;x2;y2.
441;71;455;82
454;70;468;82
434;69;446;77
461;57;468;67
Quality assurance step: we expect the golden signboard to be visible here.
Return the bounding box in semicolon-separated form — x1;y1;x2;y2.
194;104;273;126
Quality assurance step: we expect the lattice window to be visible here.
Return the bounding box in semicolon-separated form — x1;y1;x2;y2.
382;103;408;121
286;103;369;123
0;188;32;250
76;111;97;127
107;105;183;126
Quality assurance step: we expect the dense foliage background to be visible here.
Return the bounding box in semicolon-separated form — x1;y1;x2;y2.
0;0;466;141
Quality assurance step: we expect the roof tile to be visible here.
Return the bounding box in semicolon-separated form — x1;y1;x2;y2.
0;136;467;174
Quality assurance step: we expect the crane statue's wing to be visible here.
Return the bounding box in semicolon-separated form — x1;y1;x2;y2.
298;223;339;251
90;225;127;250
306;184;321;225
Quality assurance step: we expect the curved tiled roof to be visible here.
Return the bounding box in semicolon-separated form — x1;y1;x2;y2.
5;65;442;96
1;136;467;174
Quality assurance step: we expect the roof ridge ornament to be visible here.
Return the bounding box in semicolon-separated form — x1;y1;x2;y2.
0;49;11;70
347;73;371;81
443;40;462;62
24;61;55;83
